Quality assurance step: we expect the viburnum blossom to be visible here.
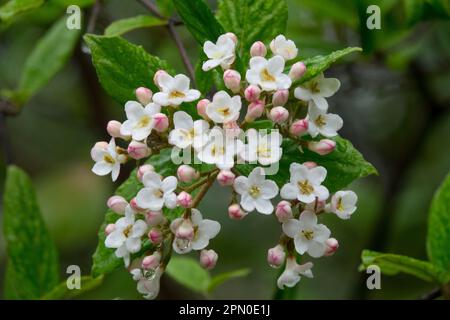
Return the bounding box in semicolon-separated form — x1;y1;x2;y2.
270;35;298;61
327;190;358;219
169;111;209;150
202;34;236;71
277;257;313;289
130;267;163;300
120;101;161;141
306;102;343;138
206;91;242;124
294;73;341;111
136;172;177;211
241;129;282;165
152;73;200;106
246;55;292;91
91;138;126;181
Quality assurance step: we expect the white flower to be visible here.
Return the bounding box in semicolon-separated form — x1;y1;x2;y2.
130;267;163;300
120;101;161;141
294;73;340;111
246;55;292;91
306;102;343;138
169;111;209;150
152;73;200;106
270;35;298;61
280;163;329;203
135;172;177;211
105;206;147;267
91;138;126;181
233;167;279;214
240;129;282;166
327;190;358;219
282;210;331;258
172;208;221;254
277;257;313;289
202;34;236;71
206;91;242;123
197;126;244;170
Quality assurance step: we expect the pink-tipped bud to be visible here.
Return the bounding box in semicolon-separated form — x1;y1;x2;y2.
177;165;199;183
105;223;115;235
127;141;151;160
267;244;286;268
269;106;289;124
225;32;237;44
250;41;267;57
107;195;128;214
142;252;161;269
223;121;242;138
308;139;336;155
177;191;193;208
245;100;265;122
145;210;164;226
107;120;127;139
200;249;218;270
228;204;247;220
290;119;308;136
148;228;163;245
275;201;293;223
135;87;153;105
303;161;317;169
324;238;339;256
197;99;210;119
223;70;241;93
153;113;169;132
137;164;155;182
272;89;289;106
288;62;306;81
244;85;261;102
90;141;108;159
217;170;235;186
176;219;194;240
130;197;145;212
153;70;168;88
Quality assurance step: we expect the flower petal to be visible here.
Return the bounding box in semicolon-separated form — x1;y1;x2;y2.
282;219;301;238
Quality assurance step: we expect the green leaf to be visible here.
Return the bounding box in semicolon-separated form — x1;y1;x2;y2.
3;165;59;299
297;0;357;28
360;250;450;284
156;0;175;17
104;15;167;37
166;256;211;293
292;47;362;86
84;34;173;105
246;120;274;130
15;16;81;105
404;0;450;25
217;0;288;64
236;137;377;193
41;275;104;300
207;268;251;293
427;172;450;272
172;0;225;45
0;0;44;24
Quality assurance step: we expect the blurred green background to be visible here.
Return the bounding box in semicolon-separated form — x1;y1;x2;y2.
0;0;449;299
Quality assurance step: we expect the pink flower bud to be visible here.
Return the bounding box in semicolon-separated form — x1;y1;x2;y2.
308;139;336;155
223;70;241;93
135;87;153;105
275;201;293;223
223;121;242;138
200;249;218;270
197;99;210;119
290;119;308;136
105;223;115;235
176;219;194;240
153;70;168;88
127;141;151;160
217;170;235;186
228;204;247;220
153;113;169;132
245;100;265;122
272;89;289;106
142;252;161;269
324;238;339;256
107;120;127;139
90;141;108;159
303;161;317;169
148;228;163;245
250;41;267;57
244;85;261;102
137;164;154;182
177;191;193;208
267;244;286;268
225;32;237;44
177;165;199;183
107;195;128;214
130;197;145;212
269;106;289;124
145;210;164;226
288;62;306;81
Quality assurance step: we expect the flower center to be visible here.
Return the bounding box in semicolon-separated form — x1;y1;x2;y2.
104;154;115;164
137;115;151;128
297;180;314;195
169;90;186;99
309;81;320;93
336;197;344;211
153;189;164;198
211;145;224;156
260;68;275;82
249;185;261;198
217;107;231;117
314;115;326;127
257;144;270;157
301;229;314;240
123;225;133;238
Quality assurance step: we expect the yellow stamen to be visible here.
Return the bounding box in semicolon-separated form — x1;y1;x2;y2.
301;229;314;240
217;107;231;116
336;197;344;212
249;185;261;198
260;68;275;82
104;154;115;164
297;180;314;195
123;225;133;237
153;189;164;198
137;116;151;128
169;90;186;99
314;115;326;127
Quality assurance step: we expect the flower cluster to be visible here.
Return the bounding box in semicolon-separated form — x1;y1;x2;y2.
91;33;358;299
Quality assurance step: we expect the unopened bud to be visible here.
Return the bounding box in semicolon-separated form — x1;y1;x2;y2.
177;191;193;208
245;100;265;122
177;165;199;183
200;249;218;270
153;113;169;132
250;41;267;57
228;204;247;220
288;62;306;81
197;99;210;119
135;87;153;105
267;244;286;268
107;195;128;214
223;70;241;93
142;252;161;269
176;219;194;240
223;121;242;138
303;161;317;169
244;85;261;102
145;210;164;226
105;223;115;235
153;70;168;88
128;141;151;160
137;164;154;182
275;201;293;223
272;89;289;106
107;120;127;139
217;170;235;186
324;238;339;256
269;106;289;124
308;139;336;155
290;119;308;136
148;228;163;245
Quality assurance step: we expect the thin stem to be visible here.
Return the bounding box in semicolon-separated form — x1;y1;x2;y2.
86;0;102;34
0;112;13;165
191;171;218;208
420;288;441;300
138;0;166;20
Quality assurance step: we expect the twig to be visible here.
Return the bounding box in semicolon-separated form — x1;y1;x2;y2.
0;111;13;165
420;288;441;300
87;0;102;34
191;171;218;208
